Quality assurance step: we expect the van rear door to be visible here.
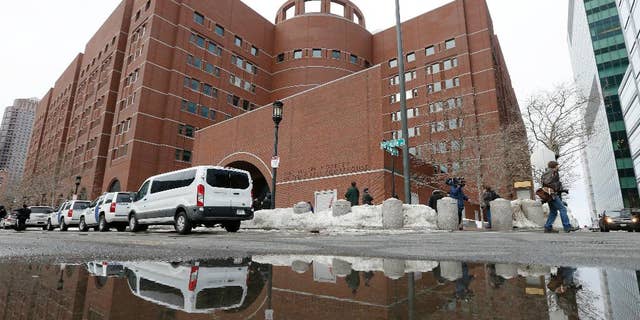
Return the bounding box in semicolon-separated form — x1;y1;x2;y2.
205;168;232;215
228;171;251;215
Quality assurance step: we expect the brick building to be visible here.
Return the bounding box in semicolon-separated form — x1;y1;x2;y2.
24;0;529;212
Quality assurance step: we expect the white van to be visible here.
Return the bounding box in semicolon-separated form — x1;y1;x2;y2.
123;260;248;313
128;166;253;234
80;192;132;232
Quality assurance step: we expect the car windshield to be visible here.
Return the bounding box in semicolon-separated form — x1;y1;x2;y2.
116;193;132;203
30;207;54;213
606;210;629;218
73;202;90;210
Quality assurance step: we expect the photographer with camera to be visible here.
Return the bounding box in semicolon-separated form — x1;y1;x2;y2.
448;177;468;230
541;161;572;233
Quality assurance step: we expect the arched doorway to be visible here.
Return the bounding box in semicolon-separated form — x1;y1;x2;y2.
108;180;121;192
226;161;270;204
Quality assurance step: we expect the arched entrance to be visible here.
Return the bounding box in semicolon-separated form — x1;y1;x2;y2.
226;161;270;204
108;179;121;192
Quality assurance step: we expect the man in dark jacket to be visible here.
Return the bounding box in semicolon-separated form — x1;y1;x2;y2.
542;161;571;233
362;188;373;205
449;179;468;230
0;205;6;220
15;204;31;231
428;190;445;211
345;182;359;206
481;186;500;229
261;193;272;210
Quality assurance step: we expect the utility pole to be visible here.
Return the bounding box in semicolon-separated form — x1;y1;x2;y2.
395;0;411;204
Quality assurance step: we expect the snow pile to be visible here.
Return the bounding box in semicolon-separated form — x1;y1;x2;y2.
252;254;438;274
510;199;580;229
243;204;437;231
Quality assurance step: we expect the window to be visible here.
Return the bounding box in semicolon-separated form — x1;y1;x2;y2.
234;36;242;47
227;94;240;106
406;52;416;62
277;53;285;63
145;0;151;10
231;55;243;68
350;54;358;64
332;50;341;59
230;75;242;87
251;46;259;56
284;5;295;20
207;42;222;56
389;58;397;68
242;100;250;110
199;106;209;118
194;12;205;25
449;119;458;129
190;78;200;91
183;150;192;162
445;38;456;49
429;101;443;113
243;81;252;92
445;77;460;89
215;25;224;36
330;1;345;16
191;34;205;48
425;46;435;56
353;12;361;25
451;140;462;151
427;63;440;74
438;142;447;153
443;57;458;70
293;50;303;59
305;0;321;13
245;62;255;74
202;84;213;96
312;48;322;58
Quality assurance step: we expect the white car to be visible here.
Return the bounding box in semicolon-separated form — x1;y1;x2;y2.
128;166;253;234
47;200;90;231
123;260;248;313
26;206;54;230
80;192;132;232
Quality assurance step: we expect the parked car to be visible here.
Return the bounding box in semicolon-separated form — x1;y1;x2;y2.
1;210;18;229
26;206;54;230
128;166;254;235
80;192;132;232
47;200;90;231
599;208;640;232
122;259;249;313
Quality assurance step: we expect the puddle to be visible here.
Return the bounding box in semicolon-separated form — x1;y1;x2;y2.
0;256;638;319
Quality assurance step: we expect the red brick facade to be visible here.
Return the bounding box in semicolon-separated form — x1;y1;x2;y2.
23;0;529;213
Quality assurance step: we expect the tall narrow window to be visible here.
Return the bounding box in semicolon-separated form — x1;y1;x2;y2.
293;50;303;59
194;12;204;25
332;50;341;60
389;58;398;68
406;52;416;62
350;54;358;64
330;1;345;16
251;46;259;56
305;0;321;13
277;53;285;63
425;46;435;56
214;25;224;36
445;38;456;49
234;36;242;47
312;48;322;58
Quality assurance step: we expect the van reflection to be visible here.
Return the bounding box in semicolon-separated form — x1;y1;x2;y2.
122;259;251;313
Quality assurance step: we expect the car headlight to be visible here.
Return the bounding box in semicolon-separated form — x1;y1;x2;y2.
633;217;639;223
606;217;613;224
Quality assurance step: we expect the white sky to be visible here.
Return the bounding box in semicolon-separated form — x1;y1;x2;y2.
0;0;591;223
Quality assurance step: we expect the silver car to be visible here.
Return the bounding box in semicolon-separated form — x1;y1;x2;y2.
27;206;54;230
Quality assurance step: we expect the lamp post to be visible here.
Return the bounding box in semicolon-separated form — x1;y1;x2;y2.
270;101;284;209
74;176;81;200
395;0;411;204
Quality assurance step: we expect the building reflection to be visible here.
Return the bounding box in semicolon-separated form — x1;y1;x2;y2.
0;257;637;319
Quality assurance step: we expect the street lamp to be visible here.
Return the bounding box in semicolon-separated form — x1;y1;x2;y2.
270;101;283;209
394;0;411;204
74;176;81;200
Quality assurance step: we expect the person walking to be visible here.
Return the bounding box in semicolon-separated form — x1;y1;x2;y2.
449;178;468;230
481;185;500;229
542;161;572;233
0;205;7;220
428;189;445;211
261;192;272;210
15;204;31;231
362;188;373;205
345;182;360;206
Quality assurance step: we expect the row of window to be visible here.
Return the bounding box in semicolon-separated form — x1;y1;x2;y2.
226;94;256;111
426;57;459;74
115;118;132;135
184;76;219;98
390;89;420;103
276;48;368;66
390;108;420;122
193;12;259;57
427;140;464;155
119;91;137;111
175;149;192;163
389;38;456;68
392;127;421;139
178;124;195;138
111;143;129;160
229;75;256;93
190;33;223;56
431;118;464;132
390;71;417;85
231;55;257;75
125;69;140;86
187;55;221;77
429;97;464;113
180;99;217;120
389;78;460;104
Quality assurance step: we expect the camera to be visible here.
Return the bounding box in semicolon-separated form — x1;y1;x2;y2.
446;177;465;187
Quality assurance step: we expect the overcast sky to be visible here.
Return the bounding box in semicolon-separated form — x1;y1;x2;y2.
0;0;591;223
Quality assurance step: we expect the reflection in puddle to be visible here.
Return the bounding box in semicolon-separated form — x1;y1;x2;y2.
0;257;638;319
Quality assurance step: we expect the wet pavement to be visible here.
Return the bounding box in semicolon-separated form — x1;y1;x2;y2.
0;255;639;319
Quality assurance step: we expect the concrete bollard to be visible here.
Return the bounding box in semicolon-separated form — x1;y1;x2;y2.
439;261;463;281
490;198;513;231
332;199;352;217
495;264;518;279
293;202;312;214
382;198;404;229
383;259;405;280
436;197;458;231
291;260;310;274
522;200;545;227
332;258;353;277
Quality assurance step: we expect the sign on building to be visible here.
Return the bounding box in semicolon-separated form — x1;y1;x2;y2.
314;189;337;212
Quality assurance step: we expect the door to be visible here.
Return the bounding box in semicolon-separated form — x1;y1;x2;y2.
87;196;102;226
205;168;232;215
228;171;251;215
135;180;151;221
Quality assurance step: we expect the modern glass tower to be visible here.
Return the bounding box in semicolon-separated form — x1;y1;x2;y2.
569;0;639;211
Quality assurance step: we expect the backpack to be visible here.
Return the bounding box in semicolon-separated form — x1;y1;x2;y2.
541;170;554;187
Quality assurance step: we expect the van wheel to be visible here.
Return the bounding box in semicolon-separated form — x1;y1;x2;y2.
79;217;89;232
46;219;53;231
60;219;68;232
175;211;192;235
224;221;241;233
98;215;110;232
129;214;141;232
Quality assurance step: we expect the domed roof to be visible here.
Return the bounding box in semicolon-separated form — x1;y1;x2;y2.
275;0;366;27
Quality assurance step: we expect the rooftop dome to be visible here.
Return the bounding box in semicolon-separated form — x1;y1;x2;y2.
275;0;366;27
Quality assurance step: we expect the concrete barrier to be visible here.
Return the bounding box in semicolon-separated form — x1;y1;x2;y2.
495;264;518;279
291;260;310;274
383;259;405;279
293;202;312;214
491;198;513;231
521;200;545;227
382;198;404;229
332;199;351;217
332;258;352;277
440;261;462;281
436;197;458;231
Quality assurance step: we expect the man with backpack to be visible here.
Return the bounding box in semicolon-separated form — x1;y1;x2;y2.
541;161;571;233
481;185;500;229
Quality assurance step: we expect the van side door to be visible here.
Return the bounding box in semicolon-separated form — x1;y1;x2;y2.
229;171;252;214
204;168;232;216
135;180;151;220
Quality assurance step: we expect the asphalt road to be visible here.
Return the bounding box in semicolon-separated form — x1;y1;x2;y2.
1;228;639;269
